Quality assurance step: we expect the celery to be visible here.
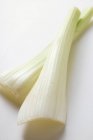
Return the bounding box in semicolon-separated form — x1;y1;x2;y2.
17;8;80;135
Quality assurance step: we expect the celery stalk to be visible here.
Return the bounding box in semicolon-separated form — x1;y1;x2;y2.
0;45;50;106
17;7;80;135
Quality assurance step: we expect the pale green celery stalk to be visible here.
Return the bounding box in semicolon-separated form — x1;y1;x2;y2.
0;8;93;106
0;46;50;106
17;8;80;135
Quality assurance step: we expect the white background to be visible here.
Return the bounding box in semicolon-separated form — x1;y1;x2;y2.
0;0;93;140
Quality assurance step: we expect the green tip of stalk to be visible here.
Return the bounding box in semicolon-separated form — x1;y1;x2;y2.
75;7;93;40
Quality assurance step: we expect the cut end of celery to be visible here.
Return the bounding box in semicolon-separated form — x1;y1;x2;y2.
0;76;20;106
18;118;64;136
